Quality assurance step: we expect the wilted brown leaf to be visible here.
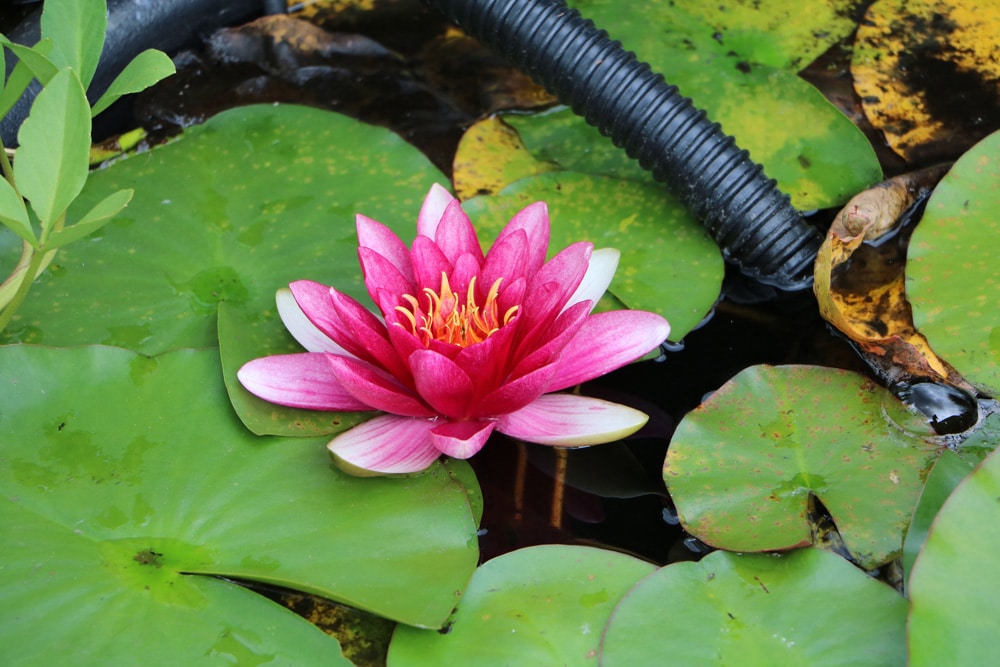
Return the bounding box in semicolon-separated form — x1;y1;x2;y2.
814;165;976;392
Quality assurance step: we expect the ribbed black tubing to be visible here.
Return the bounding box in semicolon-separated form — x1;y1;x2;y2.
424;0;822;290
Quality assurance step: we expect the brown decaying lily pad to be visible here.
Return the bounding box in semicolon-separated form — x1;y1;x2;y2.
852;0;1000;163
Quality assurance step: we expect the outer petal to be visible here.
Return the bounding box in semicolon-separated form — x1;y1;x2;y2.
327;354;436;418
328;415;441;475
238;353;373;411
564;247;620;313
356;214;415;284
417;183;457;239
434;200;485;265
430;420;496;459
410;349;475;418
546;310;670;392
276;287;352;355
496;393;649;446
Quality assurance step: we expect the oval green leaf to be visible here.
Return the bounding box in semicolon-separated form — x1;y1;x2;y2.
600;548;907;666
40;0;107;88
388;545;655;666
91;49;177;117
908;445;1000;666
664;364;942;568
0;175;36;247
907;129;1000;395
462;171;724;341
0;344;480;655
14;67;91;228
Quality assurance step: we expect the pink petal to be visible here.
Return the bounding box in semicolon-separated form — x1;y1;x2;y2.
496;394;649;446
328;415;441;475
327;288;411;381
411;235;452;292
565;248;619;312
276;288;352;355
434;200;484;265
475;362;557;416
430;420;496;459
508;300;590;379
546;310;670;392
238;353;373;411
356;214;415;284
417;183;457;239
409;349;475;418
358;247;417;308
495;201;550;277
453;322;518;391
481;229;529;291
528;241;592;305
326;354;436;418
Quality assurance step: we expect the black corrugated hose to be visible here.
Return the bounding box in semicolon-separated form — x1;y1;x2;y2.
424;0;823;290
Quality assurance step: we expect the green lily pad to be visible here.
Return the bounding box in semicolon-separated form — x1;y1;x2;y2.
0;103;445;435
908;446;1000;666
907;129;1000;395
0;344;480;663
387;545;656;666
463;172;723;341
663;365;942;569
554;0;882;210
600;548;907;666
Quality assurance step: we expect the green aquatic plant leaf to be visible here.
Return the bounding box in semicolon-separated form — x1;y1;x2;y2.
0;104;445;435
0;344;480;663
44;188;133;249
908;446;1000;666
462;171;723;342
554;0;881;209
907;129;1000;396
388;545;655;666
664;364;942;569
91;49;177;117
40;0;107;88
600;548;907;666
0;175;36;247
14;67;90;229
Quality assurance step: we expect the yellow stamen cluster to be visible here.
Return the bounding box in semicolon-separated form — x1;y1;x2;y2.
395;273;518;347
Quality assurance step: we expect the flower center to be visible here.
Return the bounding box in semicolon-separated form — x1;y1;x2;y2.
395;273;518;348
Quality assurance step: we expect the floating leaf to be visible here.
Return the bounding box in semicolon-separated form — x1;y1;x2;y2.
0;344;480;665
0;104;445;434
852;0;1000;161
463;172;723;342
908;446;1000;666
907;129;1000;396
600;548;907;666
559;0;881;209
664;364;941;568
388;545;655;665
452;116;558;199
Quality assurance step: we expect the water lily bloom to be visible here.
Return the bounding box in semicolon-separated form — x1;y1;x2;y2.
238;185;670;475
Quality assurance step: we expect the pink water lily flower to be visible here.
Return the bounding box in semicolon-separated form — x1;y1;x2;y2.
238;184;670;475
